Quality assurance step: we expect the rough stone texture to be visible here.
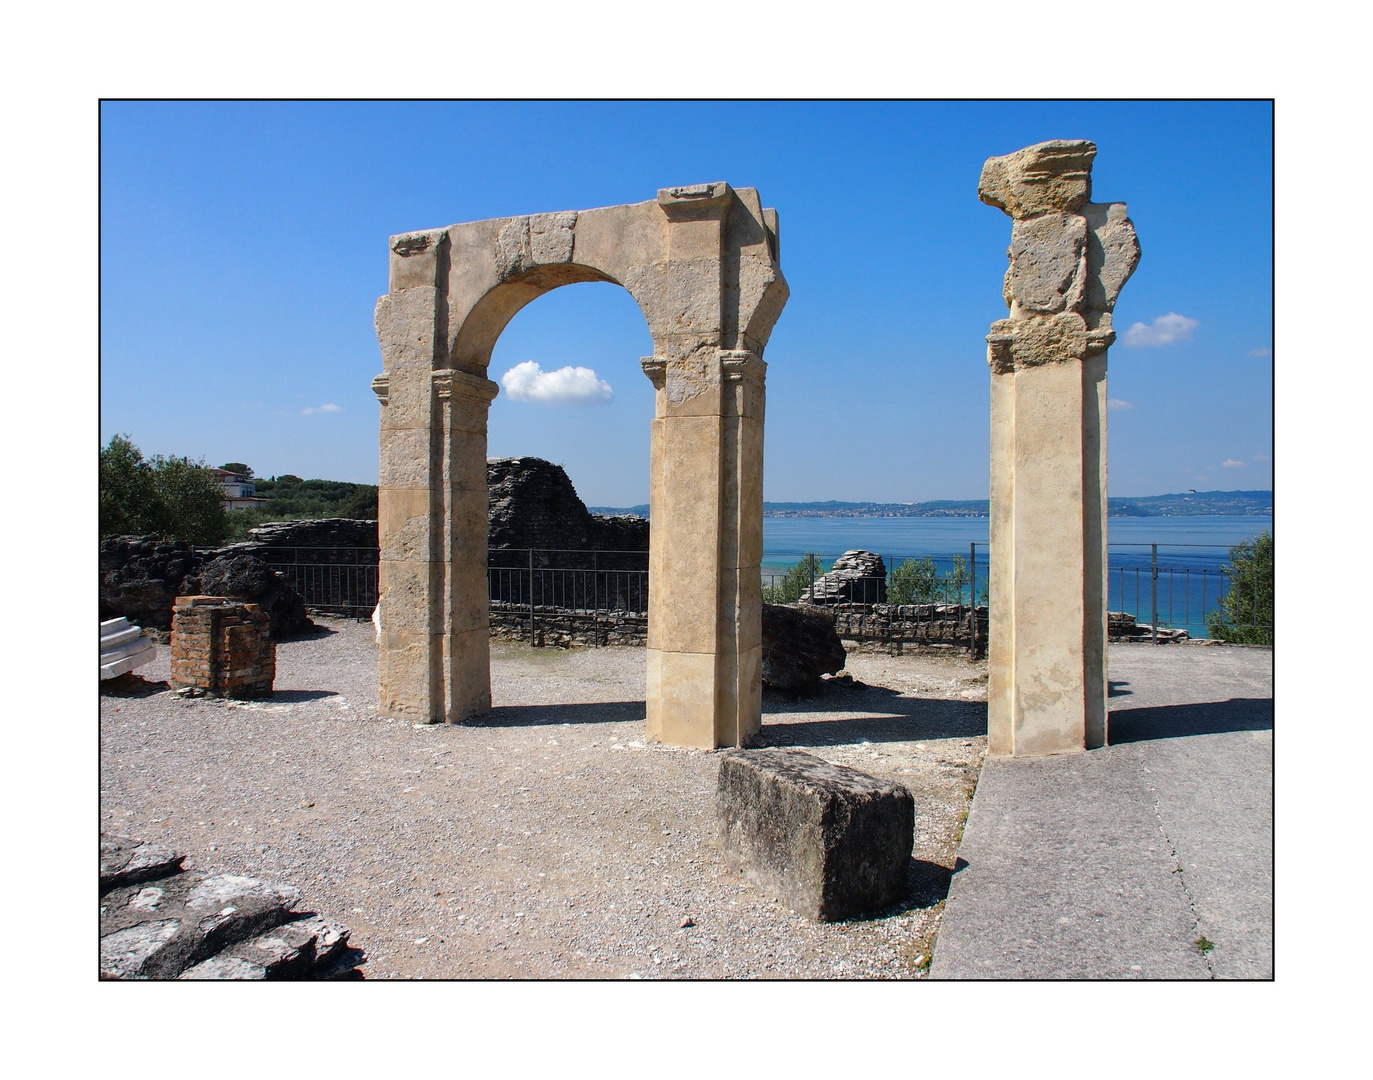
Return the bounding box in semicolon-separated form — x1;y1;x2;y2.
205;518;379;562
489;605;648;648
1109;611;1189;644
803;550;887;606
487;457;649;556
100;535;312;636
717;749;914;921
760;603;847;696
170;596;275;698
833;604;988;653
198;554;314;638
99;833;362;980
980;140;1140;757
99;536;203;630
100;834;185;892
374;185;788;745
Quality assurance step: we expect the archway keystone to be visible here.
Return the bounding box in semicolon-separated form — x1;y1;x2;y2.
373;184;788;749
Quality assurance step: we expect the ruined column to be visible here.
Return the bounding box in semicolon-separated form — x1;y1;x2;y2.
373;229;499;723
641;184;771;749
979;140;1141;756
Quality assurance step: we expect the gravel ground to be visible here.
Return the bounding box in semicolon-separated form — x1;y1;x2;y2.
100;618;987;979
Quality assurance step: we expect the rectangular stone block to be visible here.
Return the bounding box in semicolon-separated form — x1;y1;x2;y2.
717;749;913;921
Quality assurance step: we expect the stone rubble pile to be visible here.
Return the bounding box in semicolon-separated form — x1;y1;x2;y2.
1108;611;1190;643
803;550;888;606
100;536;313;638
100;834;364;980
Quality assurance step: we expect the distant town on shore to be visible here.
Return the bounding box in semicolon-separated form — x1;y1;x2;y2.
588;490;1273;520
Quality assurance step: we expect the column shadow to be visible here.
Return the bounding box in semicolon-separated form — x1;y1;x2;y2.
1108;698;1273;744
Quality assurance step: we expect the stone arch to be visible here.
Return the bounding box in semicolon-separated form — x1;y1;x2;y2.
372;183;789;748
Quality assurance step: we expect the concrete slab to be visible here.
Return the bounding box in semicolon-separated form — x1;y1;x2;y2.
931;644;1272;979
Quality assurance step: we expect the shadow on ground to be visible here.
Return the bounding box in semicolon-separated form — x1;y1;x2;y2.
1108;698;1273;744
760;687;986;744
263;689;340;703
472;701;648;728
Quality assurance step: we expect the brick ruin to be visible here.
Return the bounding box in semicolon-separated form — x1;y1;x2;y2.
169;596;275;698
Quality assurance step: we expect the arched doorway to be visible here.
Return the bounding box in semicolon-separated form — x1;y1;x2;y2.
372;183;788;748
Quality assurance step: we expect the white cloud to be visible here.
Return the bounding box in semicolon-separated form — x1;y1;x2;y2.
1107;399;1134;411
1121;312;1200;347
500;361;613;405
1247;347;1272;358
302;403;342;414
1222;459;1245;468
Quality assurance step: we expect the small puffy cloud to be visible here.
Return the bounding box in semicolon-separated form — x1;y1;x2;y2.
500;361;613;405
1247;347;1272;358
1107;399;1134;411
302;403;342;414
1222;459;1245;468
1121;312;1200;347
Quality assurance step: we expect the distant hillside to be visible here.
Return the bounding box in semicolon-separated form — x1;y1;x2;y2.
587;504;650;518
589;490;1272;519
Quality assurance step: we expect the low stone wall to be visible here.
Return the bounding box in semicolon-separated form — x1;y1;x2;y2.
831;604;988;653
489;604;648;648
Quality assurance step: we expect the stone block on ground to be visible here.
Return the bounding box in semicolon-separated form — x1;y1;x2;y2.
716;748;914;921
761;603;846;696
99;833;364;980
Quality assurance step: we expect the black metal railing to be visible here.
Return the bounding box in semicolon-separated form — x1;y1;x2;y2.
261;540;1272;647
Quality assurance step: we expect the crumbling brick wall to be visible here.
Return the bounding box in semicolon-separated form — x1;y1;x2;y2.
170;596;275;698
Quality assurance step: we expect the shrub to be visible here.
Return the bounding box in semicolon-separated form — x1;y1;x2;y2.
100;434;230;546
1205;531;1273;645
888;554;973;605
763;553;829;604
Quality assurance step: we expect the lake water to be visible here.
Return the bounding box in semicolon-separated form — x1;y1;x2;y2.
761;515;1273;636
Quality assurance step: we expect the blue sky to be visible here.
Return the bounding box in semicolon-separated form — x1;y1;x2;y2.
100;100;1272;506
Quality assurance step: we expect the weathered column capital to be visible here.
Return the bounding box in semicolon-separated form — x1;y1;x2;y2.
640;356;667;389
720;349;767;386
981;140;1140;373
432;368;499;404
370;373;390;405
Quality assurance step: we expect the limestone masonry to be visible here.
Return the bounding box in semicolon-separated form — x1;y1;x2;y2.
979;140;1141;756
374;184;788;747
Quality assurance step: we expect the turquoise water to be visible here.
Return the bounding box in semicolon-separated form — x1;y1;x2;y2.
761;515;1273;635
762;515;1272;565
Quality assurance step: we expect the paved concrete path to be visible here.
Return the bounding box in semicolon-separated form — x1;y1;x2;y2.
931;645;1272;979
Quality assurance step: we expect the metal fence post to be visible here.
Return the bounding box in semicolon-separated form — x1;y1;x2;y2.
969;542;977;658
1151;543;1158;645
529;547;536;646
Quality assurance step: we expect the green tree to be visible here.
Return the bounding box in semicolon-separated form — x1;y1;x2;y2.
763;553;828;604
218;462;253;478
99;435;230;546
888;554;975;605
1206;531;1273;645
889;557;940;603
150;454;232;546
100;434;166;537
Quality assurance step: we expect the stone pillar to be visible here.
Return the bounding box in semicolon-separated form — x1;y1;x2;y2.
641;348;765;749
641;185;767;750
373;229;500;723
979;140;1141;756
